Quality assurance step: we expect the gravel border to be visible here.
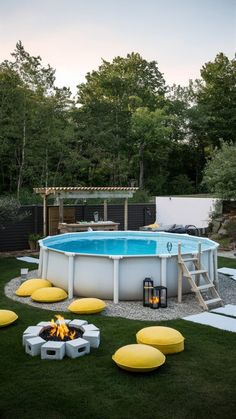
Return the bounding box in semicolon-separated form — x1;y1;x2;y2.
4;270;236;321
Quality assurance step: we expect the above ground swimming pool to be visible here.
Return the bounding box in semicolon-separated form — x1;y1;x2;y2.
38;231;219;302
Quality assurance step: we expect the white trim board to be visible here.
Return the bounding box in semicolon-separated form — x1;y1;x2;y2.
16;257;39;264
183;312;236;332
211;304;236;318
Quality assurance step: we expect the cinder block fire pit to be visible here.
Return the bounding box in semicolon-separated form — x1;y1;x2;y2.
23;315;100;360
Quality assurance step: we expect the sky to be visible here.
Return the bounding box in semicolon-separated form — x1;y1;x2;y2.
0;0;235;95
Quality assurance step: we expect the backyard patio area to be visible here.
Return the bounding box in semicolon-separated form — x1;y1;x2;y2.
0;255;236;419
1;1;236;417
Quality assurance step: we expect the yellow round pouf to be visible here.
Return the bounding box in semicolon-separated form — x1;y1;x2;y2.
136;326;185;355
31;287;68;302
112;344;166;372
68;298;106;314
15;278;52;297
0;310;18;327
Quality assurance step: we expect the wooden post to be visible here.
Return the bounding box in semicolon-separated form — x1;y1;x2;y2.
59;198;64;223
178;242;182;303
103;199;108;221
124;198;128;231
43;194;48;237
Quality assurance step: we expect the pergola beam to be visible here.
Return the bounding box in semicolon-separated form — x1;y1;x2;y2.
34;187;138;235
103;199;108;221
42;191;135;199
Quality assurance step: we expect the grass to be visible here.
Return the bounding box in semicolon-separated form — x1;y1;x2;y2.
218;256;236;269
0;257;236;419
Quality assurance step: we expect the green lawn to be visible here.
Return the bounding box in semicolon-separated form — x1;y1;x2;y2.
0;256;236;419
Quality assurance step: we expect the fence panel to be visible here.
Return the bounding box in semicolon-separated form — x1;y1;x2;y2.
0;203;155;251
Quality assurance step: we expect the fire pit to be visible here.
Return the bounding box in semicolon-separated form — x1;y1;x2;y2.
40;315;81;341
23;315;100;360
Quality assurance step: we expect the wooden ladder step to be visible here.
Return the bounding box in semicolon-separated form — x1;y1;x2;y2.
204;297;222;305
182;257;198;262
196;284;215;291
189;269;207;275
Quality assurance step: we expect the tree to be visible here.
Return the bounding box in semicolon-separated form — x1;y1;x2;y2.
75;52;167;186
0;42;73;198
164;85;201;193
130;107;172;189
190;53;236;148
202;142;236;198
78;52;166;108
8;40;56;94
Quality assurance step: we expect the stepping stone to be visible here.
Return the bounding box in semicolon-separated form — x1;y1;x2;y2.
17;256;39;264
217;267;236;276
211;304;236;318
183;312;236;333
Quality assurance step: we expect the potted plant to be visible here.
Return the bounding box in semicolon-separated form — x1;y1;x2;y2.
28;233;42;251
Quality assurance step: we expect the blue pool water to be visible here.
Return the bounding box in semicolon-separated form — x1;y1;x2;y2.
44;232;216;256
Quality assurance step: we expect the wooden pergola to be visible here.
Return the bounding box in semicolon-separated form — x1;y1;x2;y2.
33;186;139;236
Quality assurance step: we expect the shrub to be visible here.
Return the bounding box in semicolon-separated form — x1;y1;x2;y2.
225;219;236;243
0;196;21;229
0;196;30;229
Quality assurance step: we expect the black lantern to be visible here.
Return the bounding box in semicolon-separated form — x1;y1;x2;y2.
143;278;154;307
150;286;167;309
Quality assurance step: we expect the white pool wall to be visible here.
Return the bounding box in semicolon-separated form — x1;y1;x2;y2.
38;231;218;302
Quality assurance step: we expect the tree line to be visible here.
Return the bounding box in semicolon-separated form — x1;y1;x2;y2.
0;41;235;202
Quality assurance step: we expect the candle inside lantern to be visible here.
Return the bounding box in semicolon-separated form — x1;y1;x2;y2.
149;296;159;304
149;295;159;308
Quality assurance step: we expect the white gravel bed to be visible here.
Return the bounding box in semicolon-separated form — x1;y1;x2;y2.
4;270;236;321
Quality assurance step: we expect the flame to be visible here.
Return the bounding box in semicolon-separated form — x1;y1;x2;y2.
69;329;77;340
149;296;159;304
49;315;76;340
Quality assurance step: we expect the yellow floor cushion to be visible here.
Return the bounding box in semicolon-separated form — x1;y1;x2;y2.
147;222;159;228
0;310;18;327
112;344;166;372
31;287;68;302
68;298;106;314
136;326;184;354
16;278;52;297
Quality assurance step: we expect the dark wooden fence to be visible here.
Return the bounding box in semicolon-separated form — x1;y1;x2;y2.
0;203;156;251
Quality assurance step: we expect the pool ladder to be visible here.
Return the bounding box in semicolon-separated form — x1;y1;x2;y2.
177;242;224;311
